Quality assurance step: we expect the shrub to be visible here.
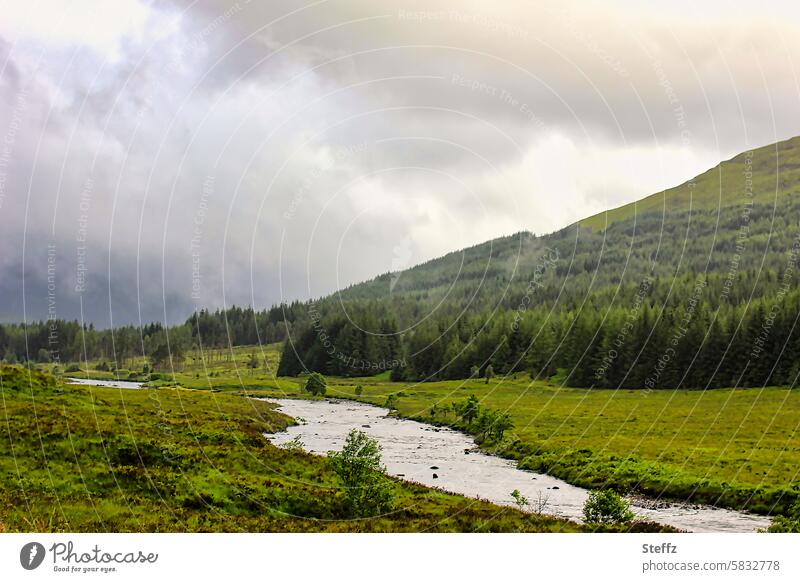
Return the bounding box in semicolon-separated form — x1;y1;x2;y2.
583;489;635;524
389;366;405;382
510;489;529;510
304;372;327;396
281;436;305;451
769;500;800;532
354;385;363;396
65;364;81;373
328;429;394;517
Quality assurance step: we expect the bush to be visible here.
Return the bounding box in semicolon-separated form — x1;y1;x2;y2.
65;364;81;373
328;429;394;517
354;385;363;396
389;366;405;382
769;500;800;532
583;489;635;524
304;372;327;396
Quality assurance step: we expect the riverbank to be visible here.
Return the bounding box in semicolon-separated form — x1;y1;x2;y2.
47;352;795;525
265;397;771;533
1;365;591;532
311;376;798;518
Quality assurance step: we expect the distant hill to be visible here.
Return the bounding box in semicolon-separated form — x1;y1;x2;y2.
580;136;800;231
13;138;796;391
275;135;800;390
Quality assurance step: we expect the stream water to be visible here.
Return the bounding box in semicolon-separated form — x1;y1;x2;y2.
66;377;146;390
264;397;773;533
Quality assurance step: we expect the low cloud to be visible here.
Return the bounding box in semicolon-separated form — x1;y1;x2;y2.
0;0;798;325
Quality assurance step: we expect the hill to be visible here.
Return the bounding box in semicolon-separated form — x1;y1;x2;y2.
276;136;800;389
5;137;800;391
580;135;800;231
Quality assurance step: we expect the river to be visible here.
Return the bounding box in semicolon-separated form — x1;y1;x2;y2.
264;397;773;533
66;377;146;390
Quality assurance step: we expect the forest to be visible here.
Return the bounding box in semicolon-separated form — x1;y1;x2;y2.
5;137;800;390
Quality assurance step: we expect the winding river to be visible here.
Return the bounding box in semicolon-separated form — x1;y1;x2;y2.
264;397;773;533
65;376;771;532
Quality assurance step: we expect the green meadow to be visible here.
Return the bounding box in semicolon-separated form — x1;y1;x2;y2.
1;364;595;533
98;342;800;518
320;376;800;516
19;339;800;530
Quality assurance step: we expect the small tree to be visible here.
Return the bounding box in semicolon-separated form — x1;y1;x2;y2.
583;490;635;524
304;372;327;396
460;395;480;425
469;365;480;379
328;429;394;517
475;409;497;440
484;364;494;384
384;393;399;409
354;385;363;396
510;489;529;510
248;353;259;369
533;491;550;514
491;412;514;441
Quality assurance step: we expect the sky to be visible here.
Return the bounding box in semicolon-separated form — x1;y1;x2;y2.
0;0;799;326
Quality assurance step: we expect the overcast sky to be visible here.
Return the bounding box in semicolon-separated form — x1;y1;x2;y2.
1;0;799;326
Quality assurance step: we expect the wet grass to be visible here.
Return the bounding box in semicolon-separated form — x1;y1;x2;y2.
150;347;799;517
29;340;793;526
312;376;800;516
0;364;598;533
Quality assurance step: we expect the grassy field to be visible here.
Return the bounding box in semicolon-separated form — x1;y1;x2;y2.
145;345;800;517
316;376;800;516
0;364;601;533
48;343;287;388
29;341;800;522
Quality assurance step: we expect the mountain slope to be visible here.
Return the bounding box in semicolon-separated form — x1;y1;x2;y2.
336;136;800;305
580;135;800;231
276;135;800;389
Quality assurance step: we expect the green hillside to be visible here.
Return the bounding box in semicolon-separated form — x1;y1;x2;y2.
275;135;800;390
580;136;800;231
8;136;800;391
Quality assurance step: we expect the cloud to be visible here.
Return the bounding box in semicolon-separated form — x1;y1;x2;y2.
0;0;798;325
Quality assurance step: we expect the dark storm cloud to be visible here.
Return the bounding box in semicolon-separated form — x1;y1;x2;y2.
0;0;798;325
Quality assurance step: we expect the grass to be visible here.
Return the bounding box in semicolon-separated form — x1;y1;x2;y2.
0;364;600;533
25;339;798;527
47;344;800;516
579;135;800;232
311;375;800;516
